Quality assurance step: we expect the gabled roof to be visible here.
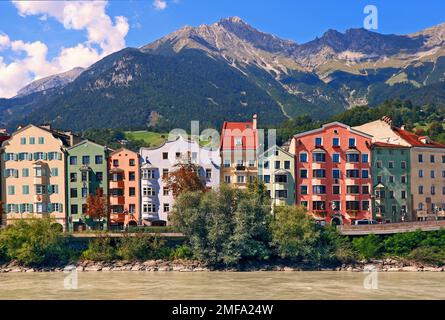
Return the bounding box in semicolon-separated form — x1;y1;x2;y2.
67;139;111;151
110;147;139;156
259;145;294;159
293;122;373;139
392;126;445;148
372;141;410;149
1;124;68;149
220;121;258;150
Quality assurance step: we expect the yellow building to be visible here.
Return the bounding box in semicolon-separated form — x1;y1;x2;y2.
1;125;81;229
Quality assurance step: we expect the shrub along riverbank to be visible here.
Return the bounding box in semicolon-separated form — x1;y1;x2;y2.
1;183;445;271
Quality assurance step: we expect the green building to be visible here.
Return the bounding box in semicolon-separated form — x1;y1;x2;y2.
66;140;110;231
258;145;296;209
372;143;411;223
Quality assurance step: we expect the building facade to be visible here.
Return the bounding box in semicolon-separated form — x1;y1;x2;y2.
1;125;80;229
371;143;411;223
220;115;259;188
140;136;220;225
290;122;373;225
66;140;110;231
108;149;141;228
258;145;296;208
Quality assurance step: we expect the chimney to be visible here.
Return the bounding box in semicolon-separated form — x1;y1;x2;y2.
419;136;431;144
253;114;257;130
381;116;393;127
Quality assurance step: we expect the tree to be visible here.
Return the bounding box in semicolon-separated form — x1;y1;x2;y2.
163;155;206;197
86;188;109;224
270;205;321;263
352;234;383;260
428;121;444;137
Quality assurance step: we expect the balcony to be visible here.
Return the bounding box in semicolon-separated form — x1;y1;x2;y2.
110;180;125;188
235;165;246;172
110;195;125;205
142;213;159;221
312;210;328;219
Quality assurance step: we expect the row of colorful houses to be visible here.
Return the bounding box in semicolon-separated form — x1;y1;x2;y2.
1;115;445;230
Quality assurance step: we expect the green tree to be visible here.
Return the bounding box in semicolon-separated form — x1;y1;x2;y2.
352;234;383;260
270;206;320;263
82;235;116;262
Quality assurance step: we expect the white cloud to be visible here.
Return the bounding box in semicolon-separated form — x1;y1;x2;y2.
0;1;130;98
153;0;167;10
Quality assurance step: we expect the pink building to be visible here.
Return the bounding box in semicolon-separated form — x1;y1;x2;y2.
289;122;373;225
108;148;141;228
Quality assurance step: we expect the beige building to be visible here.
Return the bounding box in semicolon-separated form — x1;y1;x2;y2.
355;117;445;221
1;125;80;229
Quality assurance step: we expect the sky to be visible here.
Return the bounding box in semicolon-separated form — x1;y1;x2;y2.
0;0;444;98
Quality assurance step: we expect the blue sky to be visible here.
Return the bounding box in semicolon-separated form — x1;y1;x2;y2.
0;0;444;98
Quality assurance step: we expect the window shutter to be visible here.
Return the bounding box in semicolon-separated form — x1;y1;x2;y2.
47;203;53;213
14;204;19;213
47;185;53;195
28;153;33;160
20;204;25;213
43;153;47;160
59;203;63;213
2;153;6;161
33;152;38;160
14;169;19;178
4;169;8;178
58;153;62;160
29;204;33;213
13;153;18;161
55;185;59;194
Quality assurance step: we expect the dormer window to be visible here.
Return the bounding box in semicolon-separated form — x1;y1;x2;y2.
315;137;322;147
348;138;356;148
235;138;242;147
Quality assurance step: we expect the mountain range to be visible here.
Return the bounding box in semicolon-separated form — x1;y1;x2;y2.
1;17;445;132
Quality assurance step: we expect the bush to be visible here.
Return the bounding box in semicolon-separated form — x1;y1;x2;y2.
319;227;357;265
270;206;320;264
171;244;193;260
82;236;116;262
352;234;383;260
407;247;445;266
383;230;427;256
116;233;172;261
0;219;70;267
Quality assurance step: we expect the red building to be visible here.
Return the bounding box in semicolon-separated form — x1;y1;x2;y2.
290;122;373;225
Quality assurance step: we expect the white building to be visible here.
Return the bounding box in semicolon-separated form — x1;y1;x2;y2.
139;136;221;225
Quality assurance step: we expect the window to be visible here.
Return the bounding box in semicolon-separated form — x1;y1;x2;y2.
70;156;77;165
263;175;270;183
430;155;435;163
418;154;423;163
35;184;46;195
431;186;436;195
401;175;407;184
223;160;231;168
143;187;155;197
376;160;382;169
35;203;44;213
418;186;424;195
163;187;169;196
129;172;136;181
129;159;135;166
300;201;308;209
389;191;394;199
362;185;369;194
234;138;242;147
346;170;360;178
50;168;58;177
361;170;369;179
224;176;231;183
49;185;59;194
22;168;29;177
332;138;340;147
431;171;435;178
22;185;30;195
263;161;269;169
418;203;424;210
237;175;245;183
315;137;322;146
313;201;326;211
401;161;407;169
389;176;395;183
333;153;340;163
164;203;170;212
95;155;103;164
275;190;288;199
248;160;255;167
313;152;326;162
275;174;288;183
71;205;78;215
70;173;77;182
313;169;326;178
300;185;308;195
81;188;88;198
275;161;280;169
333;185;340;195
113;159;119;167
284;161;291;170
82;156;90;165
129;187;136;196
20;137;26;145
96;172;103;181
332;169;340;180
346;201;360;211
300;169;307;179
70;188;78;198
362;154;369;163
299;153;308;163
206;169;212;179
443;186;445;195
443;171;445;178
38;137;44;144
192;152;198;161
313;185;326;194
333;201;341;211
348;138;356;148
401;191;407;199
81;171;88;182
389;161;394;169
346;185;360;194
175;152;181;159
7;186;15;195
346;153;359;163
163;152;168;160
362;201;370;211
162;169;169;178
419;170;424;178
442;155;445;163
377;176;383;183
29;137;35;145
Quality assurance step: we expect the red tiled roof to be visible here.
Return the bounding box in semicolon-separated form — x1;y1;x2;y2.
392;127;445;148
0;134;10;146
372;142;410;148
220;121;257;150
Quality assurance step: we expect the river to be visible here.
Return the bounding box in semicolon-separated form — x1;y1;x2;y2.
0;272;444;300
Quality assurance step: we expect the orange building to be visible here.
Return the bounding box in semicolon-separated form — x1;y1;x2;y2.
108;148;140;229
